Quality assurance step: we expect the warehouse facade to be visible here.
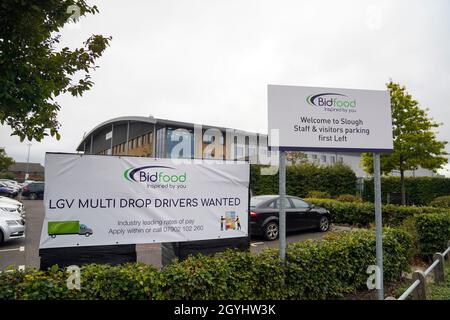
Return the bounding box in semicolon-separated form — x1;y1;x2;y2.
76;115;269;163
75;115;369;175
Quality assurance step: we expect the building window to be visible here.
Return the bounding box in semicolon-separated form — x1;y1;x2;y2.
331;156;336;164
203;134;213;143
249;146;256;157
147;132;152;145
338;157;344;163
236;146;244;158
321;155;327;163
311;154;318;160
165;128;194;159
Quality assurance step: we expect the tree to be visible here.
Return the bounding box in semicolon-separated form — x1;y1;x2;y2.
286;151;309;165
0;148;14;172
362;81;448;205
0;0;111;141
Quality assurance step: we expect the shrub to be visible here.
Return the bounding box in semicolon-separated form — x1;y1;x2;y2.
430;196;450;208
0;229;411;300
336;194;362;203
363;177;450;206
306;190;332;199
415;213;450;257
305;198;448;227
0;172;16;180
285;231;387;299
398;216;419;259
250;162;356;198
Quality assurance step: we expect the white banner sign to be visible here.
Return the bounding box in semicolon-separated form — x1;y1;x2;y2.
39;154;249;249
268;85;393;152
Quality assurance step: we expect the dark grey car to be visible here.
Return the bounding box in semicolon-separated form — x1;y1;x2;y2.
249;195;331;241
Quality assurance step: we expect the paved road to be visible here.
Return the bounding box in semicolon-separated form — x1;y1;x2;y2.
0;200;42;271
0;200;337;270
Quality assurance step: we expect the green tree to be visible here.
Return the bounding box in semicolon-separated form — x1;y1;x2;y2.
0;0;111;141
0;148;14;172
362;81;448;205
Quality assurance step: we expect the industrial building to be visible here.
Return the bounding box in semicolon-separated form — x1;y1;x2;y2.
76;115;371;176
77;115;440;179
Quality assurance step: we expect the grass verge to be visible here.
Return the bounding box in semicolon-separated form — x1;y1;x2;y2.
428;263;450;300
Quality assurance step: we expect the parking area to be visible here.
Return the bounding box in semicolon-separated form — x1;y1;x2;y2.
1;200;339;270
0;200;42;271
250;230;328;254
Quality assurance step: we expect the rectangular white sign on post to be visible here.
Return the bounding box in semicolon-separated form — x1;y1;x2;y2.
39;153;249;249
268;85;393;152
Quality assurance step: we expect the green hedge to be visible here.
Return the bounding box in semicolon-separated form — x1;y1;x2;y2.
363;177;450;206
0;229;411;300
430;196;450;208
415;213;450;257
250;163;356;198
305;198;447;227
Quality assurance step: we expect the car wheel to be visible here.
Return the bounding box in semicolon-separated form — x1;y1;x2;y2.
51;235;56;238
29;193;37;200
85;233;91;237
0;230;4;243
263;221;279;241
319;216;330;232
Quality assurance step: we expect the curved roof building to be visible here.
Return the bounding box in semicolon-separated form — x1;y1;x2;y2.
76;115;264;163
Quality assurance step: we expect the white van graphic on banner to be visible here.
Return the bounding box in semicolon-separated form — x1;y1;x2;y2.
39;153;249;249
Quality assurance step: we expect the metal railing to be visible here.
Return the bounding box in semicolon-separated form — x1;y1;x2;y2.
386;240;450;300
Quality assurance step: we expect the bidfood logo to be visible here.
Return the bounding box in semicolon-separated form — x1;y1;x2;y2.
306;93;357;108
123;166;186;183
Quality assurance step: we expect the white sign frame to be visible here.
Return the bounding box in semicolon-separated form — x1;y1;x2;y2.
268;84;393;153
39;153;249;249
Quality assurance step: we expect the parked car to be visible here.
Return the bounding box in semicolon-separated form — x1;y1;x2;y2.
0;182;18;198
0;212;26;243
249;195;331;241
0;196;25;216
21;182;45;200
0;179;22;191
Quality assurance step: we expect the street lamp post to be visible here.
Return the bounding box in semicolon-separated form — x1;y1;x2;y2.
25;143;32;182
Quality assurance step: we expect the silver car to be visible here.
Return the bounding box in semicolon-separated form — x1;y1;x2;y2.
0;196;25;216
0;212;26;243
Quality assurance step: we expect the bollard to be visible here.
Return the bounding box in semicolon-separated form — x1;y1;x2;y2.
412;270;427;300
433;253;445;283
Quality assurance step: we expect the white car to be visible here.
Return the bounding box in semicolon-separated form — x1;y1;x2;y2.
0;179;20;188
0;212;25;243
0;196;25;216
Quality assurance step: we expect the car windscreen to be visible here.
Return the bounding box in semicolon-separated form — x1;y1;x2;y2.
250;196;275;208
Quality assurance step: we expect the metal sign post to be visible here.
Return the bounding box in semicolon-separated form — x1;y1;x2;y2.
373;153;384;299
268;85;393;297
279;150;287;262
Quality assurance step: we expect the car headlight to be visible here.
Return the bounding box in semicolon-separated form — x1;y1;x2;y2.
6;220;18;226
1;207;16;213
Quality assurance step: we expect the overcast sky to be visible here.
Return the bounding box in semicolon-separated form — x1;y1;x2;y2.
1;0;449;175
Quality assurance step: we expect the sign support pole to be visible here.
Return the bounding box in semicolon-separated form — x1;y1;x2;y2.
373;153;384;299
279;150;286;262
